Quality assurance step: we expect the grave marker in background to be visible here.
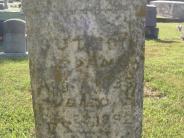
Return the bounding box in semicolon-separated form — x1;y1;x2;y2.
3;19;26;53
23;0;146;137
0;20;3;41
145;5;159;39
0;2;4;10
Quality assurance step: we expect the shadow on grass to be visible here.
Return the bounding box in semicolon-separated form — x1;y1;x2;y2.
155;39;179;44
146;39;180;44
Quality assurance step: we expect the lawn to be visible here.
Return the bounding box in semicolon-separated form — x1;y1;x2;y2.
0;58;34;138
143;23;184;138
0;23;184;137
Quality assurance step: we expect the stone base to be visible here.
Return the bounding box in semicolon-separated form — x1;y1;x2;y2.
0;52;28;58
145;26;159;39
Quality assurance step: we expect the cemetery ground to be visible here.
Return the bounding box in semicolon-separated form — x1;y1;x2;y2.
0;23;184;138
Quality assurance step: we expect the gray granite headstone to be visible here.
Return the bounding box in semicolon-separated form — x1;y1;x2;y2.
0;20;3;41
146;5;157;27
3;19;26;53
145;4;159;39
0;3;4;9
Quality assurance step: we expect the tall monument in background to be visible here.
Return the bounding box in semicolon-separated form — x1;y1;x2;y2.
23;0;146;137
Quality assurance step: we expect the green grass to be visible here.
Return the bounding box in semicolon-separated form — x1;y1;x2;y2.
143;23;184;138
0;58;34;138
0;23;184;137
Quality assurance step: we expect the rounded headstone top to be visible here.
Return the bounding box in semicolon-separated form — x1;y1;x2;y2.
3;19;26;33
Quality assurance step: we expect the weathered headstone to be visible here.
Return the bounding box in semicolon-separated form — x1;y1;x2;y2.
3;19;26;53
145;5;159;39
23;0;146;137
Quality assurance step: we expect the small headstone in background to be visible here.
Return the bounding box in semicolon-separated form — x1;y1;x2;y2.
0;3;4;10
145;5;159;39
147;0;152;4
9;0;14;3
3;19;26;53
0;20;4;41
146;5;157;27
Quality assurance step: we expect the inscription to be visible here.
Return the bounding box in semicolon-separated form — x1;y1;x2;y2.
62;112;125;134
58;36;127;69
63;7;128;14
57;1;129;15
60;36;127;51
64;97;110;108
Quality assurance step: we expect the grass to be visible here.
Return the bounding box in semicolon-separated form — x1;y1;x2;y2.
0;58;34;138
143;23;184;138
0;23;184;137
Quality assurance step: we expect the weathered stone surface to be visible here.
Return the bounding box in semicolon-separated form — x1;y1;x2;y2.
23;0;146;138
3;19;26;53
151;1;184;20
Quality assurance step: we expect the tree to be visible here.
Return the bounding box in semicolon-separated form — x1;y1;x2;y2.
23;0;146;137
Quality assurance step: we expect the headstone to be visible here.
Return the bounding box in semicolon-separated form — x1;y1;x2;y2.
0;3;4;10
0;20;4;41
146;5;157;27
9;0;14;3
4;0;8;9
23;0;146;137
147;0;152;3
145;5;159;39
150;1;184;20
3;19;26;53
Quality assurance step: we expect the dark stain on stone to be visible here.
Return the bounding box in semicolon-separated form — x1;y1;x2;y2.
96;39;136;93
136;6;146;17
84;35;103;51
54;65;62;82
